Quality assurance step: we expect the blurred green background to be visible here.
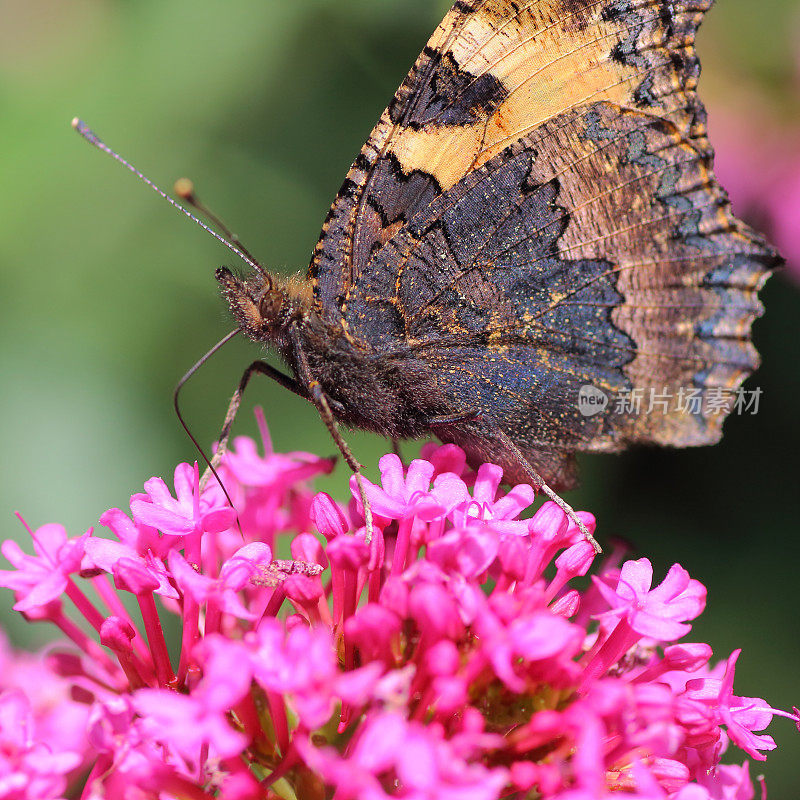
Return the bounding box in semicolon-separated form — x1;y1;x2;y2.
1;0;798;793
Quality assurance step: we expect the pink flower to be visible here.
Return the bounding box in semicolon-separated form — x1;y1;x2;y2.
0;522;90;612
131;461;236;537
352;455;445;522
0;633;92;799
168;542;272;621
579;560;706;692
130;639;253;767
222;408;335;490
425;525;499;578
133;687;248;762
83;536;178;599
595;559;707;641
448;462;536;534
97;506;172;559
251;618;380;729
0;689;84;800
298;712;508;800
0;415;792;799
687;650;779;761
697;762;757;800
310;492;349;539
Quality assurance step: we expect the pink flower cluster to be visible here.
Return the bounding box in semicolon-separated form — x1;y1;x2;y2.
0;410;794;799
0;631;91;799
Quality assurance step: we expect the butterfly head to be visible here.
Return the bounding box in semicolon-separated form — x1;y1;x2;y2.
215;267;300;343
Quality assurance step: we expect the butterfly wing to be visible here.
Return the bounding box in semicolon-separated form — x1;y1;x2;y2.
309;0;715;309
342;101;776;486
307;0;778;486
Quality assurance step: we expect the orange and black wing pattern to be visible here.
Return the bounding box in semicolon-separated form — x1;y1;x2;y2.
308;0;778;486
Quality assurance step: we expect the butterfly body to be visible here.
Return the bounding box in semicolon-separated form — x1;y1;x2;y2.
217;0;779;490
216;267;453;441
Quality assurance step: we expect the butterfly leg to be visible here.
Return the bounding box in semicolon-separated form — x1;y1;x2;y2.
489;427;601;554
287;327;375;542
199;360;308;490
428;413;600;553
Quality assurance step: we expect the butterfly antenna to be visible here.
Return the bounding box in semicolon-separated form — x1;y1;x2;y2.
173;177;265;272
71;118;269;279
174;328;242;521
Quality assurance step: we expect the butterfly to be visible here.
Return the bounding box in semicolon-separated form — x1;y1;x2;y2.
213;0;778;520
74;0;776;544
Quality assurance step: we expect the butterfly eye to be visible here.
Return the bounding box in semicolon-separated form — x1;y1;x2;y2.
259;289;284;322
